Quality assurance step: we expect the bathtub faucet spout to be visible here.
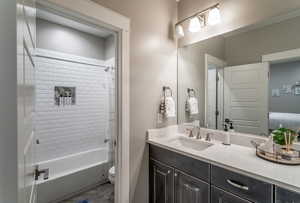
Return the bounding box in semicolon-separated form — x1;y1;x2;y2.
35;166;49;181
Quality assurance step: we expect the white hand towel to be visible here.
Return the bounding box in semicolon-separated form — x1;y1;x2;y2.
165;96;176;118
187;97;199;115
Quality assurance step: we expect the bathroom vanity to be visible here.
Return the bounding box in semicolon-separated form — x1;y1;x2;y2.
149;6;300;203
147;126;300;203
165;6;300;203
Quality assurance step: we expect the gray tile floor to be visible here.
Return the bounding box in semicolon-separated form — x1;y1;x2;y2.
60;183;114;203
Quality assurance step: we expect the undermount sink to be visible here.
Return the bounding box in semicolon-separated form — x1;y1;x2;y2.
169;136;213;151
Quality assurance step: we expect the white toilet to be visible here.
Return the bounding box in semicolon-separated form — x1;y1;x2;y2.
108;166;115;184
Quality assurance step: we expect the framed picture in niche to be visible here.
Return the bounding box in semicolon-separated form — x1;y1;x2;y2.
54;86;76;106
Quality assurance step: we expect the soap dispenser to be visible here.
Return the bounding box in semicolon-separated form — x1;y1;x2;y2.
223;124;231;145
229;121;235;133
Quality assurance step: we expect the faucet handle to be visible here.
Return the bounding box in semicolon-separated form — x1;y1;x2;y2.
205;133;212;141
185;128;193;137
196;131;201;139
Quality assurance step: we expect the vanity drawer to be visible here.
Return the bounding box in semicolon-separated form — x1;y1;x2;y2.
211;186;252;203
276;187;300;203
211;165;272;203
149;145;210;182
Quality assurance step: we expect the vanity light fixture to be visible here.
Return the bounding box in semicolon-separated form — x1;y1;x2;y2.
175;3;221;38
208;7;221;25
189;16;204;33
175;24;185;37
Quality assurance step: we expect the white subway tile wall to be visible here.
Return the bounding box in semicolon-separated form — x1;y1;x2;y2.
35;51;115;163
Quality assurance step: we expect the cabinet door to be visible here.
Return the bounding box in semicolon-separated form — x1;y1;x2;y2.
276;187;300;203
175;170;209;203
211;186;252;203
150;145;210;182
149;159;174;203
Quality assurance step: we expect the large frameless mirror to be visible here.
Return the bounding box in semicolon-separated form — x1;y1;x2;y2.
178;10;300;136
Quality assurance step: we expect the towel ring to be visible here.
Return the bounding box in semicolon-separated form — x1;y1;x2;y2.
187;88;195;97
163;86;173;97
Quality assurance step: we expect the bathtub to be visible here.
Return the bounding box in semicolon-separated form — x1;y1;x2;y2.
36;148;110;203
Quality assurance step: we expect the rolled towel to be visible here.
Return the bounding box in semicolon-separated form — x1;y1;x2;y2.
186;97;199;115
165;96;176;118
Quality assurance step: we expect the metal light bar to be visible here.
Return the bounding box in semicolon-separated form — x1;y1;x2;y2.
175;3;220;26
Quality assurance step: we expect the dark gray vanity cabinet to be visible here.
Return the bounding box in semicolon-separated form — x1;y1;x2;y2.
149;144;299;203
149;159;174;203
275;187;300;203
175;170;209;203
149;145;210;203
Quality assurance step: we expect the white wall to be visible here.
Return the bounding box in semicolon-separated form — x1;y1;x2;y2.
0;0;18;202
35;50;114;163
37;18;108;60
104;35;116;60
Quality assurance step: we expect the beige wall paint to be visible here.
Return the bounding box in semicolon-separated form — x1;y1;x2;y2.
225;15;300;66
178;0;300;47
91;0;177;202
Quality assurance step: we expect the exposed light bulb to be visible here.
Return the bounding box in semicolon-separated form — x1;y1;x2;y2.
189;17;201;33
175;24;184;38
208;7;221;25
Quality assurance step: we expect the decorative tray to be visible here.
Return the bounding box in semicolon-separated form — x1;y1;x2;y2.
255;145;300;165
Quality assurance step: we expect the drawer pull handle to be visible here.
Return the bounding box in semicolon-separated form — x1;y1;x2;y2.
183;184;200;192
226;179;249;191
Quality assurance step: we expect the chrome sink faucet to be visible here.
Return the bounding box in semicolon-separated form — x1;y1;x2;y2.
185;126;201;139
205;133;212;142
195;126;201;139
196;131;201;139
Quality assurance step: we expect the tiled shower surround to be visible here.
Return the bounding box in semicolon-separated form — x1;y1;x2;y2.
35;49;115;163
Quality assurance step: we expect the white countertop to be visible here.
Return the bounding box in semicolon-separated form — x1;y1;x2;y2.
147;125;300;193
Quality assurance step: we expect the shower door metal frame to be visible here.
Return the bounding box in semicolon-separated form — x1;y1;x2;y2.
36;1;131;203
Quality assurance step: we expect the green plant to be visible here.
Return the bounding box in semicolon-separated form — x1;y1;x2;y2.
272;128;297;145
